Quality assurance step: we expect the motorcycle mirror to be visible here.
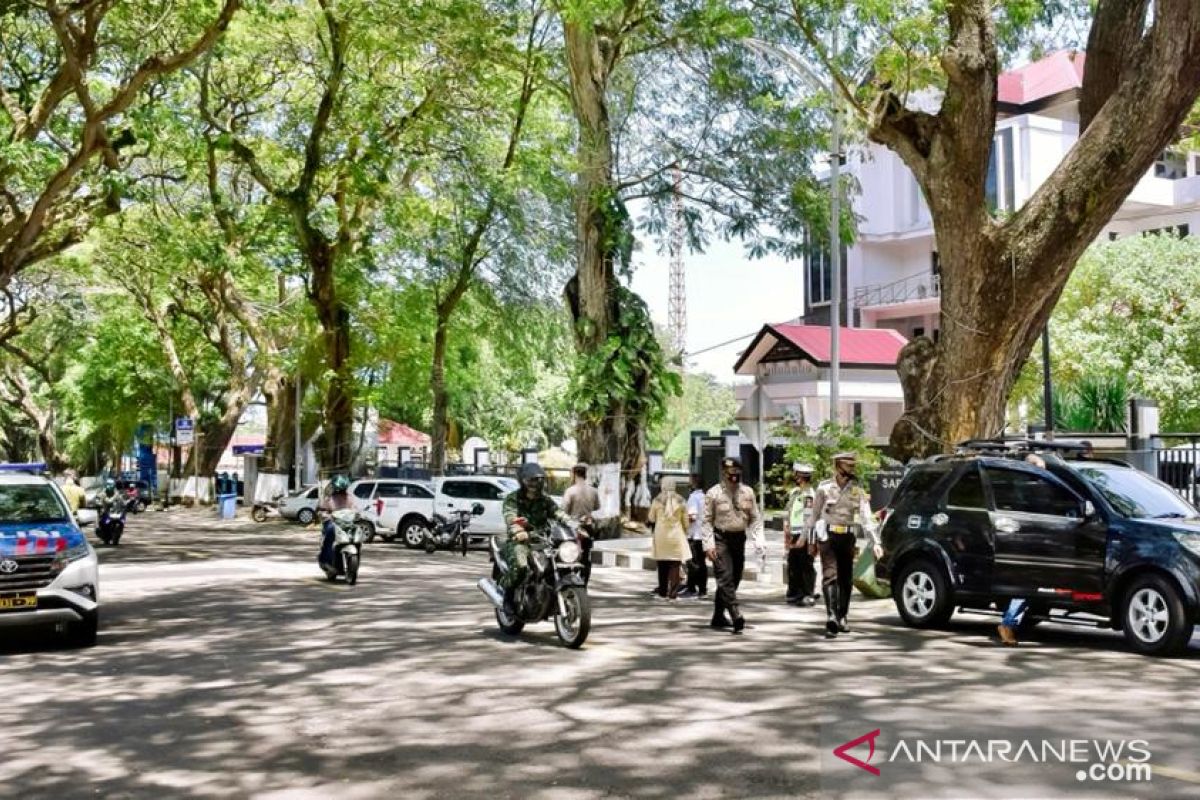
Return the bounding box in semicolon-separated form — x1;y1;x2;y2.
471;503;485;516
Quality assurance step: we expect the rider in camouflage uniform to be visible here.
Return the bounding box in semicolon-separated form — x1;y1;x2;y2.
499;463;573;610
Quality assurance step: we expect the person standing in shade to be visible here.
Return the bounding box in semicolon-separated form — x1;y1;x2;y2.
648;477;690;600
702;457;764;633
679;473;708;599
562;462;599;584
811;452;881;638
784;462;818;606
60;470;87;512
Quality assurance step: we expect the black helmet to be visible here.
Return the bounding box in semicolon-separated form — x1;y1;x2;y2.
517;462;546;494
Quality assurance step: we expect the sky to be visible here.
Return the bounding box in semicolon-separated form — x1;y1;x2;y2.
628;236;805;384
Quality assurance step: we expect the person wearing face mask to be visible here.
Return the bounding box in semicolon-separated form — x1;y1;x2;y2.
701;457;764;633
811;452;882;638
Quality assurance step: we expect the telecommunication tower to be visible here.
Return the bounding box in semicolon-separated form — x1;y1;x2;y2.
667;163;687;358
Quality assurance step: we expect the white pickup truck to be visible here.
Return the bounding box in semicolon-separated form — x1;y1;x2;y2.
354;476;520;548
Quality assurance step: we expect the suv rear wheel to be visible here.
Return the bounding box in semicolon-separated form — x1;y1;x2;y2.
1122;574;1193;656
400;516;431;549
894;559;954;628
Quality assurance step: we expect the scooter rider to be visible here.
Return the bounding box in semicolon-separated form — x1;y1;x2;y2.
499;462;574;614
95;479;126;515
318;475;354;570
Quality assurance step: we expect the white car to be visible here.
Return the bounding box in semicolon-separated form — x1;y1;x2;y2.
0;473;100;646
280;484;323;525
351;479;437;545
362;475;523;549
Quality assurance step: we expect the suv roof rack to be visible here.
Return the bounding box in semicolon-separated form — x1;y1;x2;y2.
956;439;1088;455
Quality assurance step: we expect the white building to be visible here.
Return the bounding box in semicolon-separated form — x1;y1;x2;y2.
804;49;1200;342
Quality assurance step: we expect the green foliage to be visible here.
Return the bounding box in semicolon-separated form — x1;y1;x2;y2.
650;372;737;464
569;285;683;433
1014;235;1200;432
764;421;882;508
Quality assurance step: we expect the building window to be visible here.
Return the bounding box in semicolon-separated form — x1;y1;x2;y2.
985;128;1016;213
804;228;847;307
1143;224;1190;238
913;326;925;339
1154;150;1188;180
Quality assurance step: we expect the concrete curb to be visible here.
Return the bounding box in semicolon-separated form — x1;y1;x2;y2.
591;536;790;586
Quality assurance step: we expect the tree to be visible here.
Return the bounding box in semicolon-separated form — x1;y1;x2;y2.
650;372;736;465
769;1;1200;458
0;0;241;284
1036;235;1200;431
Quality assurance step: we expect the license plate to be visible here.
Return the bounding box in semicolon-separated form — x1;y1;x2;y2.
0;593;36;612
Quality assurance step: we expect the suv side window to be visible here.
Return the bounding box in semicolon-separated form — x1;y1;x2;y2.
460;482;503;501
353;482;375;500
986;468;1081;517
441;482;465;498
407;484;434;499
375;483;405;499
947;466;986;508
892;468;949;508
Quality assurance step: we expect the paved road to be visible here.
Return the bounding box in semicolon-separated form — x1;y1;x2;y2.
2;510;1199;799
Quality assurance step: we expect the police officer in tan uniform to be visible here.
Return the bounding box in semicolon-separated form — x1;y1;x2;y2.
811;452;881;637
701;457;764;633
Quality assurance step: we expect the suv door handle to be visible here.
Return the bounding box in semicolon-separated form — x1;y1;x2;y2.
994;516;1020;533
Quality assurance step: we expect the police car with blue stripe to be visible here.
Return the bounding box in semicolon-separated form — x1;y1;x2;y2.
0;465;100;645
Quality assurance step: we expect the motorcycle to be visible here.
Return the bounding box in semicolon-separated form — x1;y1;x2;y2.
424;502;485;554
477;519;591;649
96;504;126;546
319;509;365;585
251;493;285;523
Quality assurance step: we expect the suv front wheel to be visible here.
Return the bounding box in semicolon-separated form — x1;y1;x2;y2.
1122;574;1193;657
894;559;954;628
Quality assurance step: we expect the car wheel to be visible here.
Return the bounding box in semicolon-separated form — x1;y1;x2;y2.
401;517;430;549
1122;574;1193;656
251;506;268;523
893;559;954;628
133;499;146;513
67;612;99;647
360;522;376;543
297;508;316;525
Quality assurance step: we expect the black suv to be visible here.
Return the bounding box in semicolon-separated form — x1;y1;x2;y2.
876;441;1200;656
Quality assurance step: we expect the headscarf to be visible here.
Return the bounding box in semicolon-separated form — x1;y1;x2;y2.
657;476;685;520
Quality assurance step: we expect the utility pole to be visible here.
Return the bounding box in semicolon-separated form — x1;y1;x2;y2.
294;376;303;489
828;22;842;426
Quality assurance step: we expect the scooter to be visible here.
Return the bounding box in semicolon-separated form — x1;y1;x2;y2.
96;504;126;546
251;493;285;523
319;509;365;585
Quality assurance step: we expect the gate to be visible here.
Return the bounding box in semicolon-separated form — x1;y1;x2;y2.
1153;434;1200;507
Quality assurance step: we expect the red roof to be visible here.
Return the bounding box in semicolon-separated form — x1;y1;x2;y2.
998;50;1085;106
735;323;908;373
378;420;430;447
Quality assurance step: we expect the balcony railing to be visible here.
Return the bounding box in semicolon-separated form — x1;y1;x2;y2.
853;272;941;309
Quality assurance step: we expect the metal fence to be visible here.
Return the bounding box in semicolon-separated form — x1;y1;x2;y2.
1151;434;1200;507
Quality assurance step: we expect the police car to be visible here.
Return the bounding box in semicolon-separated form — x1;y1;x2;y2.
0;467;100;646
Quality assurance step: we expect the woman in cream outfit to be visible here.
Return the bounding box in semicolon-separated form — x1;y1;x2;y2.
648;477;692;600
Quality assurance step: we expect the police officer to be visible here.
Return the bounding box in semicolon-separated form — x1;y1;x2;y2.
701;457;763;633
784;462;818;606
811;452;881;637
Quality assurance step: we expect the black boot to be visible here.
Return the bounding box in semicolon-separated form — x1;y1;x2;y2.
823;585;840;637
837;583;851;632
502;587;517;618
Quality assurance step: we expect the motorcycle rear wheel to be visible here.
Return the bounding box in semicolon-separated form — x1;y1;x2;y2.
251;506;268;523
495;607;525;636
345;552;359;585
554;586;591;649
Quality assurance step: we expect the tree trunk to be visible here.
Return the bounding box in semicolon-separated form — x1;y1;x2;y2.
564;20;623;468
873;0;1200;460
307;243;355;473
430;312;451;475
263;373;296;476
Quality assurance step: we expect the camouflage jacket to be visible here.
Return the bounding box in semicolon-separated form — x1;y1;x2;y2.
501;490;571;544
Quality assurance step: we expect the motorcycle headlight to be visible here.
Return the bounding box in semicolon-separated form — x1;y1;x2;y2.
557;540;581;564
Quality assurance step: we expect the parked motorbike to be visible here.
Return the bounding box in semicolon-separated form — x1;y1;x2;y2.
319;509;365;585
477;519;591;649
96;504;126;546
251;493;285;523
424;503;485;555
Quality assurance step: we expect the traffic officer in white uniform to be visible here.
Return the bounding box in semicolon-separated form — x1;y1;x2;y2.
784;462;818;606
810;452;881;637
701;457;764;633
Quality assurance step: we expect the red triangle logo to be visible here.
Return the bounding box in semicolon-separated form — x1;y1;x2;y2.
833;729;882;776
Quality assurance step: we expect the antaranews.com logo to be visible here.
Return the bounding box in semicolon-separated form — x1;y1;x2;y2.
833;729;1153;784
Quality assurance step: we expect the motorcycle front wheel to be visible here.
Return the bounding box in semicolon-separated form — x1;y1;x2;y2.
251;505;268;523
344;551;359;585
553;586;591;649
